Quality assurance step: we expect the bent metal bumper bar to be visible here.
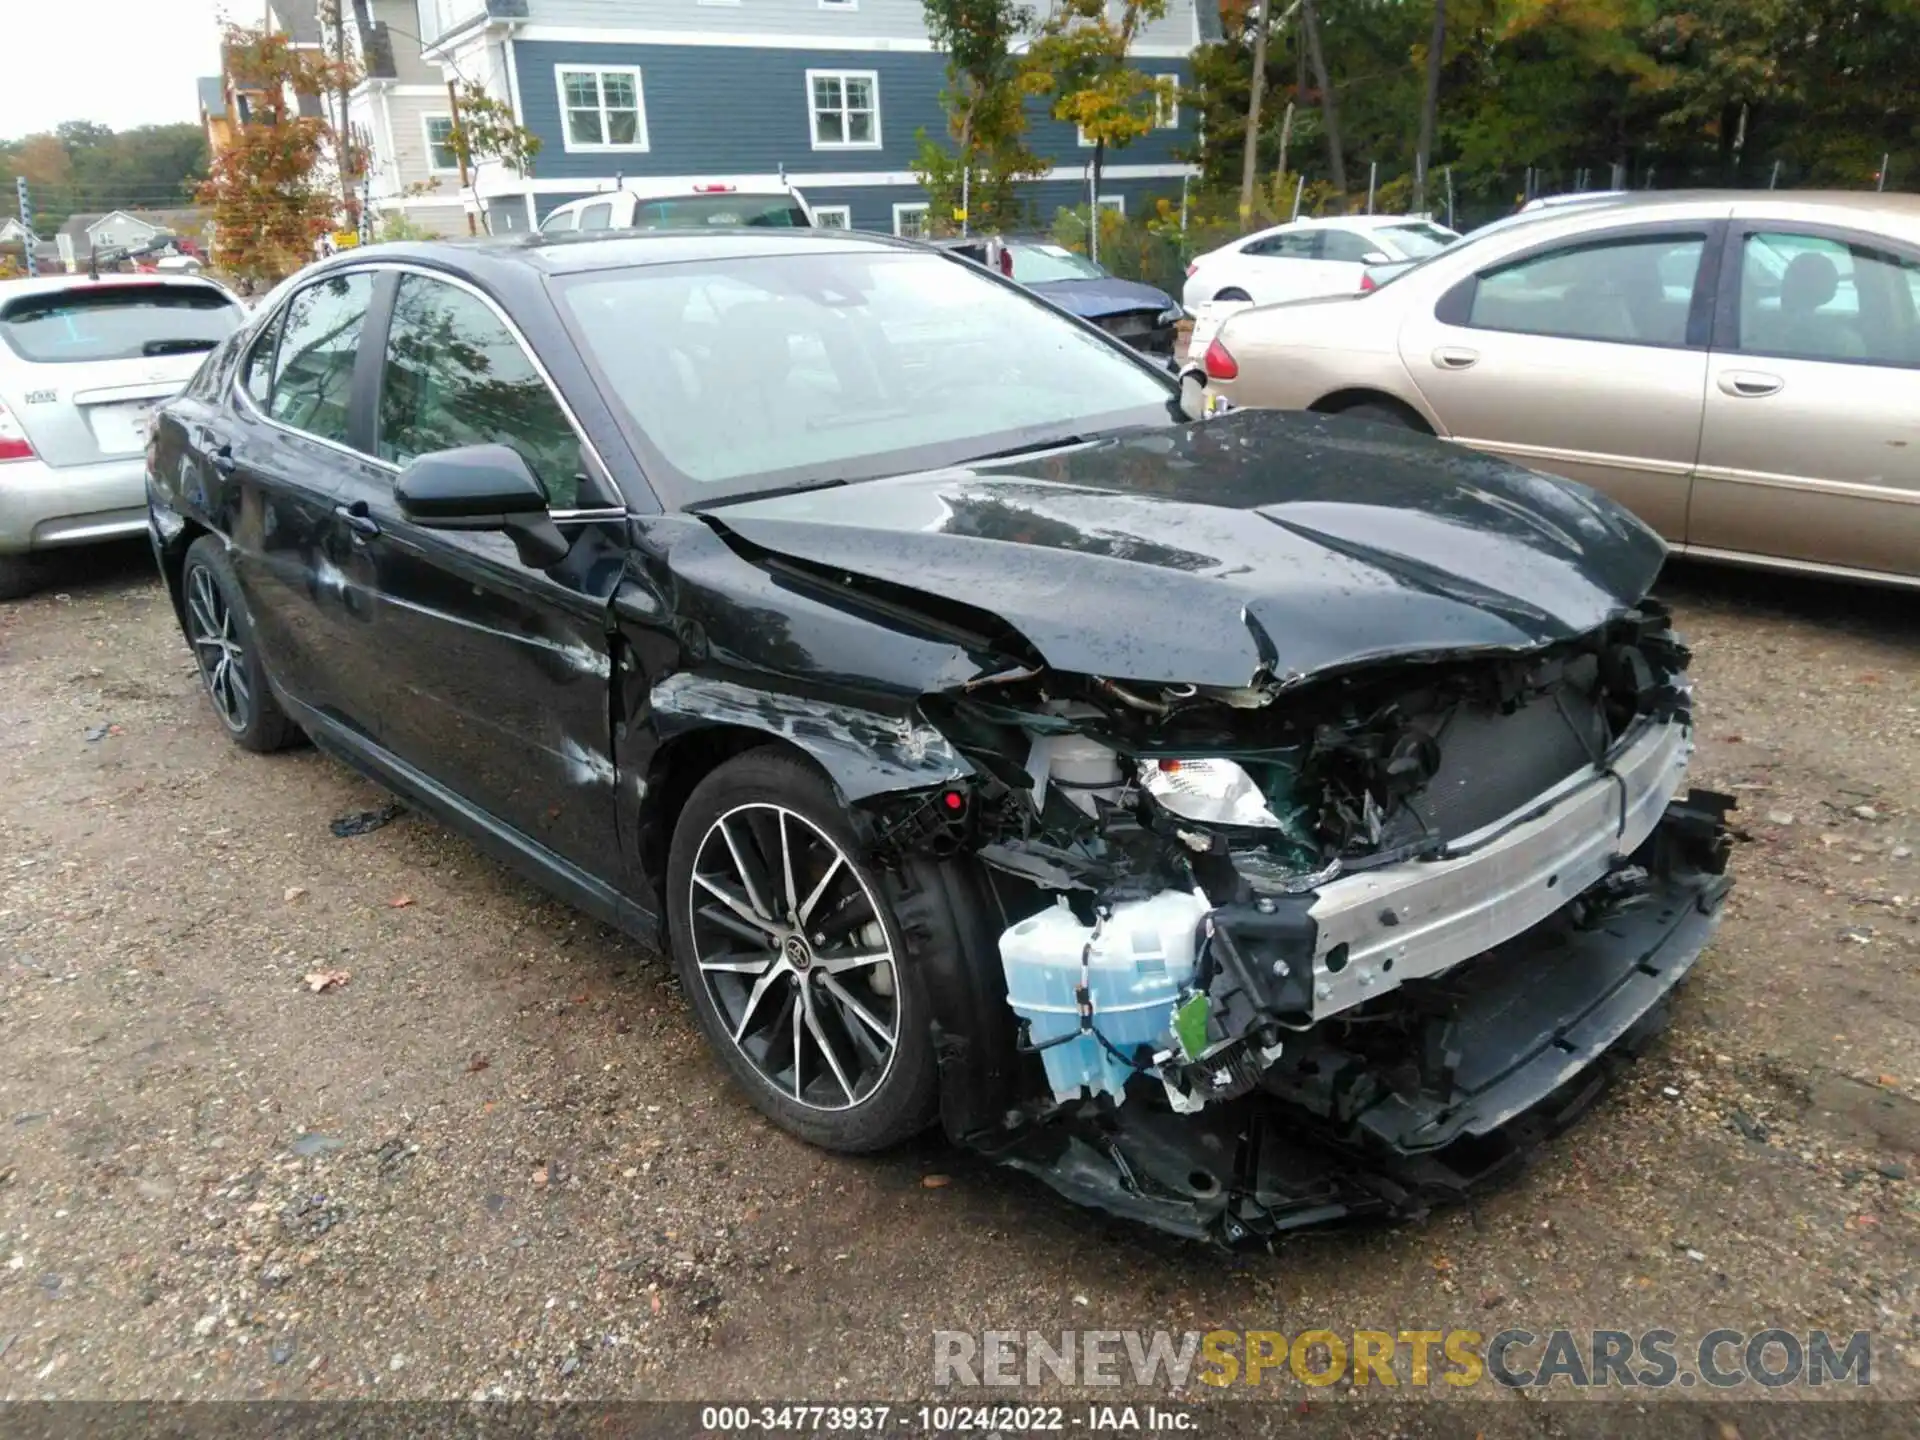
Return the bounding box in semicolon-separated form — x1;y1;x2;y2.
1299;715;1693;1020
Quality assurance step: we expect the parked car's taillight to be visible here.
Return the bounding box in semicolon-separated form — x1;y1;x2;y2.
1202;337;1239;382
1358;272;1377;293
1185;262;1198;278
0;399;35;463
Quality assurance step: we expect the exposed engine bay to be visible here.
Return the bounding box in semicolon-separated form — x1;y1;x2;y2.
852;601;1733;1243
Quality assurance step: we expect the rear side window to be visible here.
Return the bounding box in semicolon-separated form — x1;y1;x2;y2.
242;309;284;404
1467;233;1706;347
577;202;614;231
543;209;578;233
265;272;375;446
0;283;240;363
1321;230;1378;264
629;195;811;229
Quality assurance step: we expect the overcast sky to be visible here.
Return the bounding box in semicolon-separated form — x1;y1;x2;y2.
3;0;230;140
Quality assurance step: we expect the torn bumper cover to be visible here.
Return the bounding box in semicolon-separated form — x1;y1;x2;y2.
985;790;1733;1243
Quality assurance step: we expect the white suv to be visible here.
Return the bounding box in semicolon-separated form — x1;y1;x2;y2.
541;182;815;235
1;273;246;599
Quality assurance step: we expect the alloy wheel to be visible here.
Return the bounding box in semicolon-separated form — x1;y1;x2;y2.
686;803;901;1112
184;563;251;733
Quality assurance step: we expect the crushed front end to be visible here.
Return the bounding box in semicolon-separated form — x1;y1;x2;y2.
874;601;1733;1244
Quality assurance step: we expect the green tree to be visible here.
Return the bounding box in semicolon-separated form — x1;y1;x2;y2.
914;0;1047;234
1021;0;1175;256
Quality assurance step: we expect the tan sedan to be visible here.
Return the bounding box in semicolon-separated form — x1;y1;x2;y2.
1200;192;1920;587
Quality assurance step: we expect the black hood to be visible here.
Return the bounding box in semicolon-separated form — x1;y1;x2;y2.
702;410;1667;690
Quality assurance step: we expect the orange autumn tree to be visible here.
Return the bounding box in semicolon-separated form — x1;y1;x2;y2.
198;23;362;286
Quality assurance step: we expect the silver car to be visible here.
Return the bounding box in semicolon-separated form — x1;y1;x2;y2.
0;273;246;599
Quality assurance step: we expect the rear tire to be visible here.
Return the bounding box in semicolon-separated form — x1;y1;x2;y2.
666;748;940;1153
0;553;45;602
1214;287;1252;303
180;535;298;754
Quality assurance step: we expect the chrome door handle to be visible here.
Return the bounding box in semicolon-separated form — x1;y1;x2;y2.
333;502;380;538
1432;346;1479;371
1718;370;1784;398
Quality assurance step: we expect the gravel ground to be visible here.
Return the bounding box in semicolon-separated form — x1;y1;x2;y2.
0;541;1916;1424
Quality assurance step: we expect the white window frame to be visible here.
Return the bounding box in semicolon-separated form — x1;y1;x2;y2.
1096;195;1125;216
555;65;650;154
811;205;853;229
891;202;929;239
1077;125;1094;149
807;68;882;152
422;113;460;175
1154;74;1180;129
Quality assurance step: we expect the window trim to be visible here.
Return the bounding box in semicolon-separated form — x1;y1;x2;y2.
555;64;651;155
1713;218;1920;372
806;68;882;152
231;260;632;517
1436;220;1727;352
1096;195;1125;216
891;202;929;238
811;204;853;229
422;113;460;176
1153;73;1180;129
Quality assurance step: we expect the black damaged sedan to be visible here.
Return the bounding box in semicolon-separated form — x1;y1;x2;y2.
147;229;1732;1244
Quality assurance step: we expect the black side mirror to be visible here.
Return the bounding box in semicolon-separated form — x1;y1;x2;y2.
394;444;571;569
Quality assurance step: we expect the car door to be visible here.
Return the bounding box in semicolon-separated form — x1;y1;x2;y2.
1234;229;1322;304
1395;221;1723;543
327;267;630;881
223;269;380;719
1689;223;1920;579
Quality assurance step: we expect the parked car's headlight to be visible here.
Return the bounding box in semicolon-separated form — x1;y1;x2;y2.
1156;305;1184;326
1139;758;1281;828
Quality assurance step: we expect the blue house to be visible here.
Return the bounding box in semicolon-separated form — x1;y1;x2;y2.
411;0;1216;235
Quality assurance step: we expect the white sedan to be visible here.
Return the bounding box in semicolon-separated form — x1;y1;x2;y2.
1181;214;1460;309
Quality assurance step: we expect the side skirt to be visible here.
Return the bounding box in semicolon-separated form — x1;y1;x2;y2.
282;695;662;947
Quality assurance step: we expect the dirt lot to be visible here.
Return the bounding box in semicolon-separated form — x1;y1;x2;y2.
1;541;1916;1422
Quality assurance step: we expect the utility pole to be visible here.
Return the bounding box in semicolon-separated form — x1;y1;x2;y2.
15;177;34;276
447;79;479;235
1239;1;1302;224
1412;0;1446;213
328;1;355;227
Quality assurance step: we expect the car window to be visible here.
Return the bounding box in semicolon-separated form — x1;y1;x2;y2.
265;271;375;446
557;249;1176;503
1321;230;1380;264
1735;230;1920;367
377;274;591;510
0;282;240;364
577;202;613;232
543;209;577;233
1468;233;1706;347
629;195;811;228
1244;231;1318;260
241;309;284;405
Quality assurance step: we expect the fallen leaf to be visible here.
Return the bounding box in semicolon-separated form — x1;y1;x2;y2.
921;1174;952;1189
650;1292;662;1315
284;886;308;903
301;969;349;993
467;1054;490;1073
387;894;415;909
1877;1074;1900;1088
531;1167;549;1187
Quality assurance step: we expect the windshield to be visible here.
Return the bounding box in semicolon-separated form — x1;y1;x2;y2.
630;194;811;229
1008;243;1107;283
1378;222;1460;259
0;283;240;363
559;249;1176;506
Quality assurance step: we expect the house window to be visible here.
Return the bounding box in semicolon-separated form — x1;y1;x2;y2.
1077;126;1094;149
1097;195;1125;216
1154;74;1180;129
808;70;880;150
424;115;459;174
892;203;928;239
812;205;853;229
557;66;649;152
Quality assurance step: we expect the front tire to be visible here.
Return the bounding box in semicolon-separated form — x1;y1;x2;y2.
180;535;297;753
666;749;939;1152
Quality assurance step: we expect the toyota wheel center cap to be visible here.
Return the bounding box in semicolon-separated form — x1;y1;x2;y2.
783;935;812;971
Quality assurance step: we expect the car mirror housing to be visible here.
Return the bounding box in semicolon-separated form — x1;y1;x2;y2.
394;444;571;569
1362;250;1391;265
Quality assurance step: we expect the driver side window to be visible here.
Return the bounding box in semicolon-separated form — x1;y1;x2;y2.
375;273;596;510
